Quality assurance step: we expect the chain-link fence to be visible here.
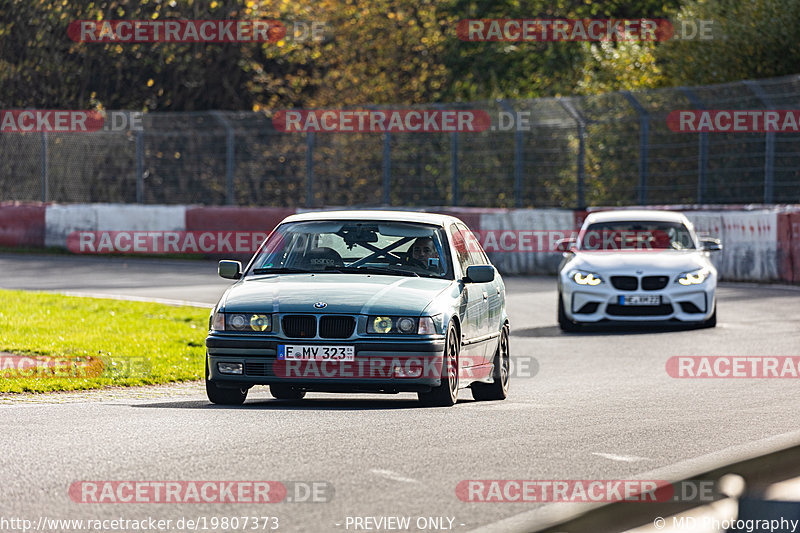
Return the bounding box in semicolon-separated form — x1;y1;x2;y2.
2;74;799;208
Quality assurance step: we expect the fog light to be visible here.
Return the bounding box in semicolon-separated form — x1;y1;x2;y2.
217;362;243;375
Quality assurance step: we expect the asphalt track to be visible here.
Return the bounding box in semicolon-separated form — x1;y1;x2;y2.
1;253;799;533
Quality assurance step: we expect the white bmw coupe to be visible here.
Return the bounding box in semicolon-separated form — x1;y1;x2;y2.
557;210;721;331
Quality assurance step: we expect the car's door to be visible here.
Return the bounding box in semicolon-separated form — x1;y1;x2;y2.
450;223;488;372
458;223;500;366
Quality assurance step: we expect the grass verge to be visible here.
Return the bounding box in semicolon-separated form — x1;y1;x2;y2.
0;289;209;393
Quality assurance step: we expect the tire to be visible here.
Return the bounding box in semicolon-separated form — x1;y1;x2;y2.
270;384;306;400
205;358;248;405
472;324;510;401
418;322;460;407
558;293;580;332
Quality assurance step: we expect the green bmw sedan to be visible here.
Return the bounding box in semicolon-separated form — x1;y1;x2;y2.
205;210;509;407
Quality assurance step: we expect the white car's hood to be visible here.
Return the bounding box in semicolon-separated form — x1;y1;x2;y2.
567;250;710;274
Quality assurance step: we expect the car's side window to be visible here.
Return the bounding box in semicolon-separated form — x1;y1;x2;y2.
457;223;488;266
450;223;472;275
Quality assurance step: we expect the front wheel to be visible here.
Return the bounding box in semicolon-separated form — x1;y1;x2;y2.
205;358;248;405
471;324;510;401
418;322;459;407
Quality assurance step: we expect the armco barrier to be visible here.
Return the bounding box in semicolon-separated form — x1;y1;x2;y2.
777;212;794;283
787;212;800;283
719;210;780;281
0;203;796;284
478;209;576;275
44;204;186;248
185;206;296;233
0;202;46;247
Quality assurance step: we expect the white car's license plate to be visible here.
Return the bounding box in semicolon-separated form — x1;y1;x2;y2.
619;295;661;306
278;345;355;361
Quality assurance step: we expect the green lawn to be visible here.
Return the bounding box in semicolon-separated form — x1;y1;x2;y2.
0;289;209;393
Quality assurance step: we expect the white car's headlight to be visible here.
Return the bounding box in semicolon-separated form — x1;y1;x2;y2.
569;270;603;286
676;268;709;285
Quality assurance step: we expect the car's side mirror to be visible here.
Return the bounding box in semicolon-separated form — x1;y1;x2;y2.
555;238;576;252
701;238;722;252
465;265;495;283
218;260;242;279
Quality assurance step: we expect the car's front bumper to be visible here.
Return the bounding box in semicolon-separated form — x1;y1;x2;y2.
206;334;447;393
560;279;716;324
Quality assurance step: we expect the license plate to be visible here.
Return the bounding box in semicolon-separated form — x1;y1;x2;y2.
277;345;355;361
619;295;661;306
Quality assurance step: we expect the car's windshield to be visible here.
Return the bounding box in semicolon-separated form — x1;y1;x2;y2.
578;221;697;251
247;220;452;279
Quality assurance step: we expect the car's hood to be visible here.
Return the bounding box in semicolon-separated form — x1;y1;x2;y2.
221;273;453;315
568;250;709;274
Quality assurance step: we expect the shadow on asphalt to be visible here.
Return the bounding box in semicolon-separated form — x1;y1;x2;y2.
513;323;709;337
131;396;477;410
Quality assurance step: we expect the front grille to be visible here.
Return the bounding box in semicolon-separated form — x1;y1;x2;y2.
611;276;638;291
319;316;355;339
606;304;674;316
245;360;275;377
575;302;600;314
282;315;317;338
679;302;704;313
642;276;669;290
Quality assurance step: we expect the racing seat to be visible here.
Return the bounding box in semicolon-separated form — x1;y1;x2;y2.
302;247;345;269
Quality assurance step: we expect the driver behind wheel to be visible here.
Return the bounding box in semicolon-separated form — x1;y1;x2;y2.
406;237;440;270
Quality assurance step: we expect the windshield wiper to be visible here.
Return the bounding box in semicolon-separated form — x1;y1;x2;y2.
336;266;419;277
251;267;314;275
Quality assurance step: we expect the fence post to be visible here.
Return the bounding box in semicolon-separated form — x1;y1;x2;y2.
679;87;709;204
557;98;586;209
40;131;48;202
306;131;315;207
621;91;649;205
499;99;525;207
211;111;236;205
135;131;144;204
383;131;391;206
450;130;459;206
743;80;775;203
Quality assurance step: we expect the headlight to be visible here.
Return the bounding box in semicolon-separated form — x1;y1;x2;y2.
570;270;603;286
676;268;709;285
368;316;420;334
211;312;272;332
